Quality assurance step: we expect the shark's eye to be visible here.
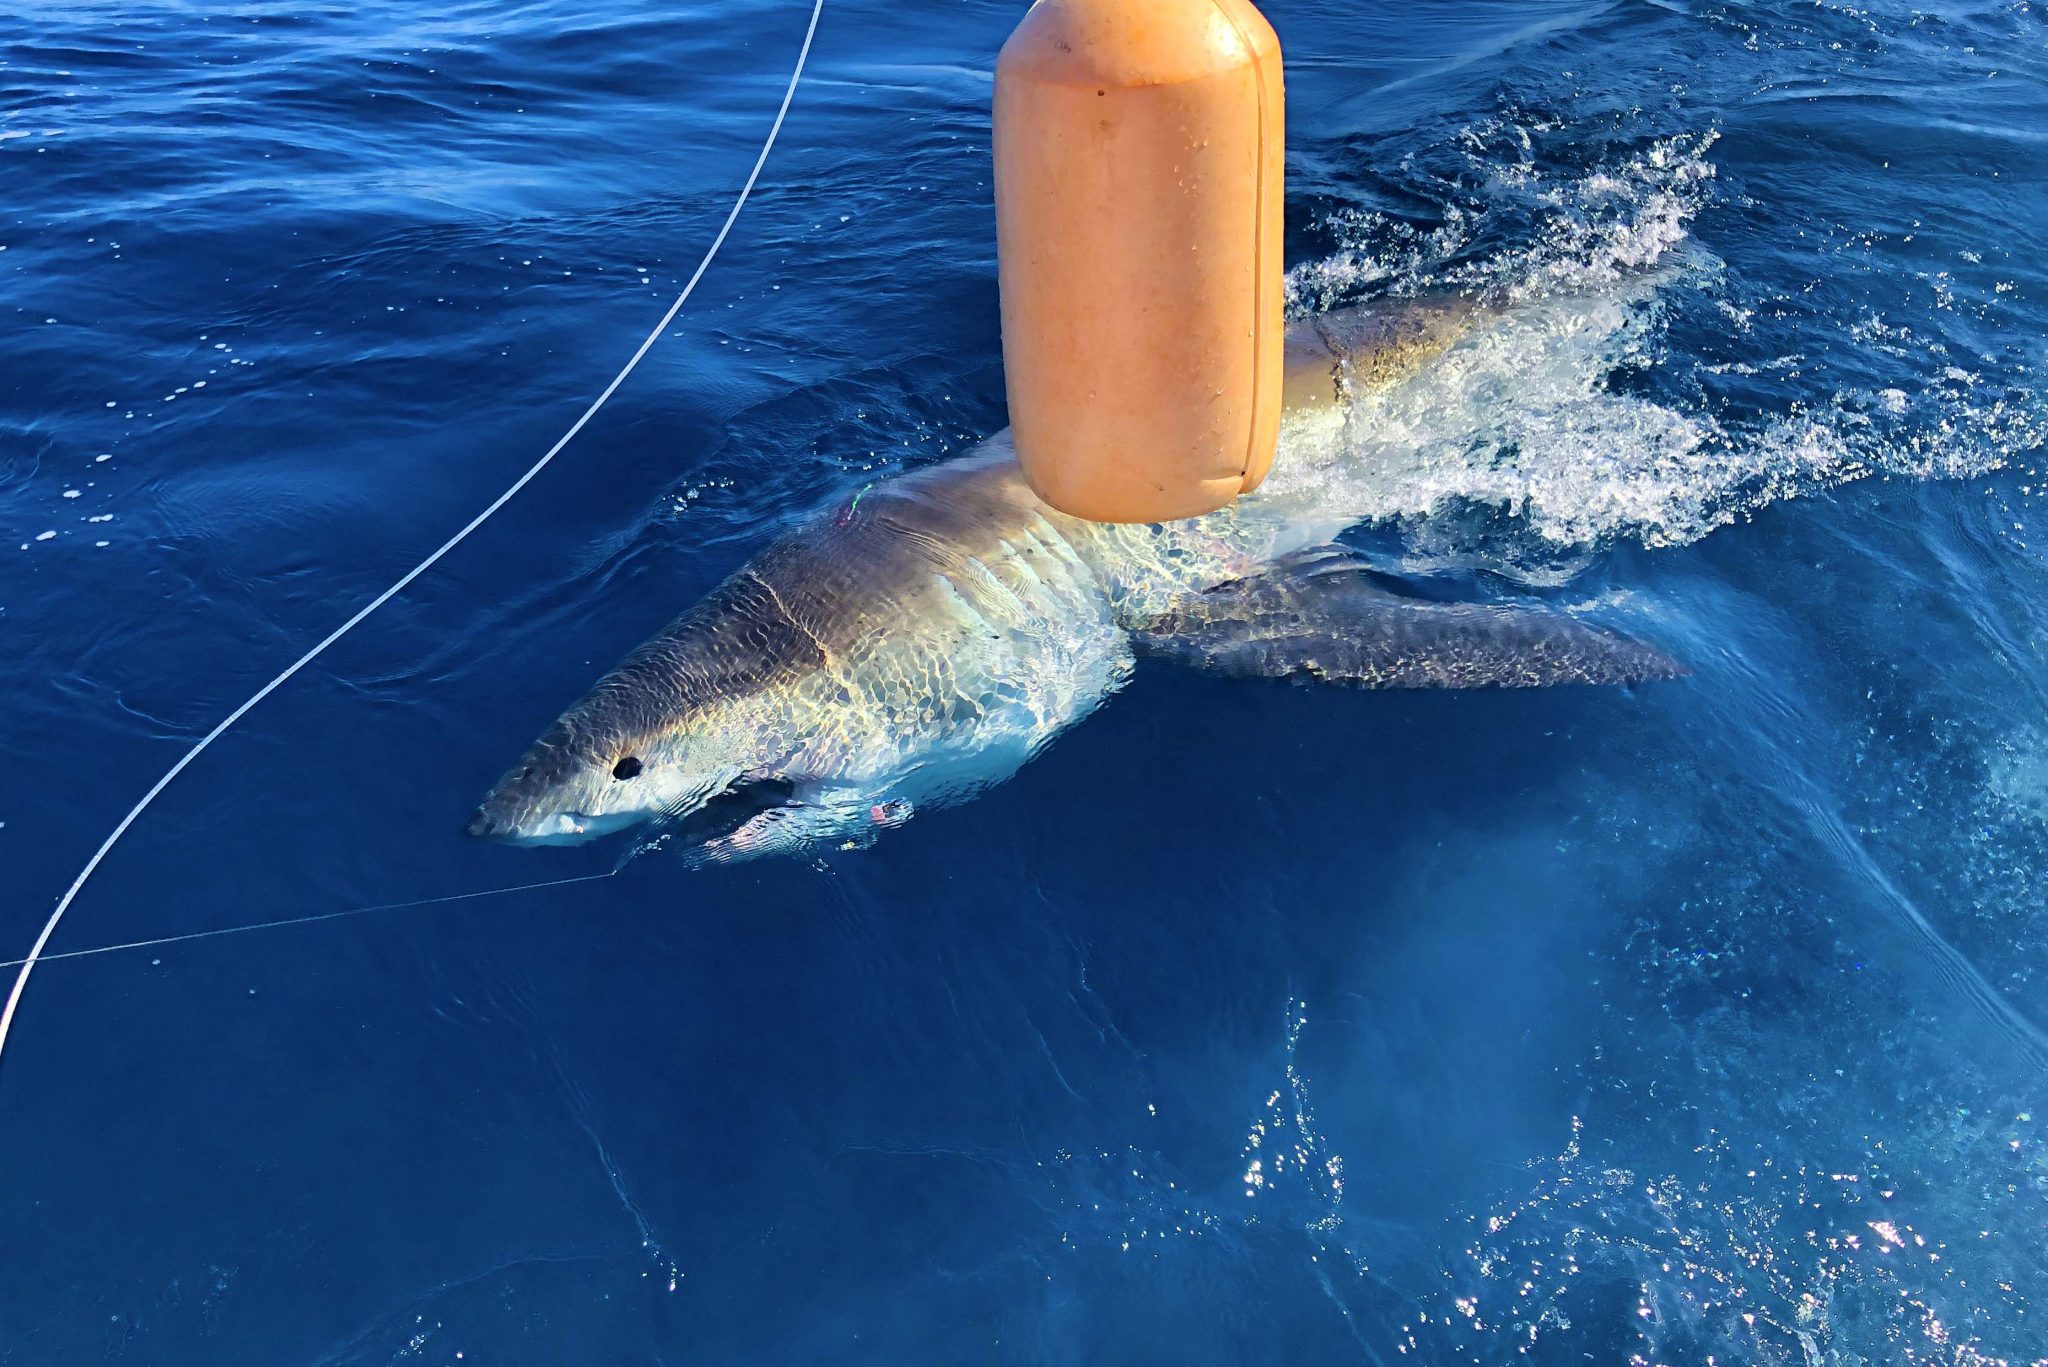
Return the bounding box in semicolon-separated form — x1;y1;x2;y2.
612;755;643;781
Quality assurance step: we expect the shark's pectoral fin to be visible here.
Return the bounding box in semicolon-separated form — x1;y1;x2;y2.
1137;549;1686;689
692;789;914;863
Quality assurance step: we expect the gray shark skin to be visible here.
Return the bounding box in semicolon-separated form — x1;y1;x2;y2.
469;298;1681;857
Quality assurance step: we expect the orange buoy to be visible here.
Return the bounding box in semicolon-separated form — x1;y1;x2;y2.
993;0;1285;524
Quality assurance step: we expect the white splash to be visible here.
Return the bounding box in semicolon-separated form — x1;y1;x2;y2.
1272;132;2043;556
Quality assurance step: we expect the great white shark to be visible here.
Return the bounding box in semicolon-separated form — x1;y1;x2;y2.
468;295;1682;857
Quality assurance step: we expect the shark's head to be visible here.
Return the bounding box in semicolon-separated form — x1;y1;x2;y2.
467;715;668;845
466;652;769;847
469;554;864;848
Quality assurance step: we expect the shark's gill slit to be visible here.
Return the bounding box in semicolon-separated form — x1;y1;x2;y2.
0;0;825;1074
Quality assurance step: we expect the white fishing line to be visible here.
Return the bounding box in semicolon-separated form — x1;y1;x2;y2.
0;872;619;971
0;0;825;1069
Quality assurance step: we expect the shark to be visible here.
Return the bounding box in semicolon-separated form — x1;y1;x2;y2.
468;294;1681;857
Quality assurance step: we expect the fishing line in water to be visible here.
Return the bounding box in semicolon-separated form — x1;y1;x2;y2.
0;872;621;972
0;0;826;1068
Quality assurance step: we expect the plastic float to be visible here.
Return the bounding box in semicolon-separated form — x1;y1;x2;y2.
994;0;1285;523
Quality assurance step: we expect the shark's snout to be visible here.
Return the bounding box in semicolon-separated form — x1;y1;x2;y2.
466;791;551;843
466;806;512;841
465;786;646;846
467;724;619;845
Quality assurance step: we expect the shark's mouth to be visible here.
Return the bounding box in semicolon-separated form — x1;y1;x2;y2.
479;774;800;849
501;809;647;846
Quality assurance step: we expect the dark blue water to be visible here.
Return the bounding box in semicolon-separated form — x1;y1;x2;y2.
5;0;2047;1361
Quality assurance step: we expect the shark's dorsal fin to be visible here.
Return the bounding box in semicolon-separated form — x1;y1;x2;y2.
1279;294;1494;416
1135;547;1685;689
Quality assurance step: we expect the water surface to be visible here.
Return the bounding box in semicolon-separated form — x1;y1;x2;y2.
3;0;2046;1362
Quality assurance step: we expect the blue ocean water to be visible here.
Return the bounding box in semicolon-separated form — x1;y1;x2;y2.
5;0;2047;1360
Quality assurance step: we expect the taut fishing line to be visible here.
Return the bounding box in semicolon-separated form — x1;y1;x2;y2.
0;872;620;972
0;0;825;1069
